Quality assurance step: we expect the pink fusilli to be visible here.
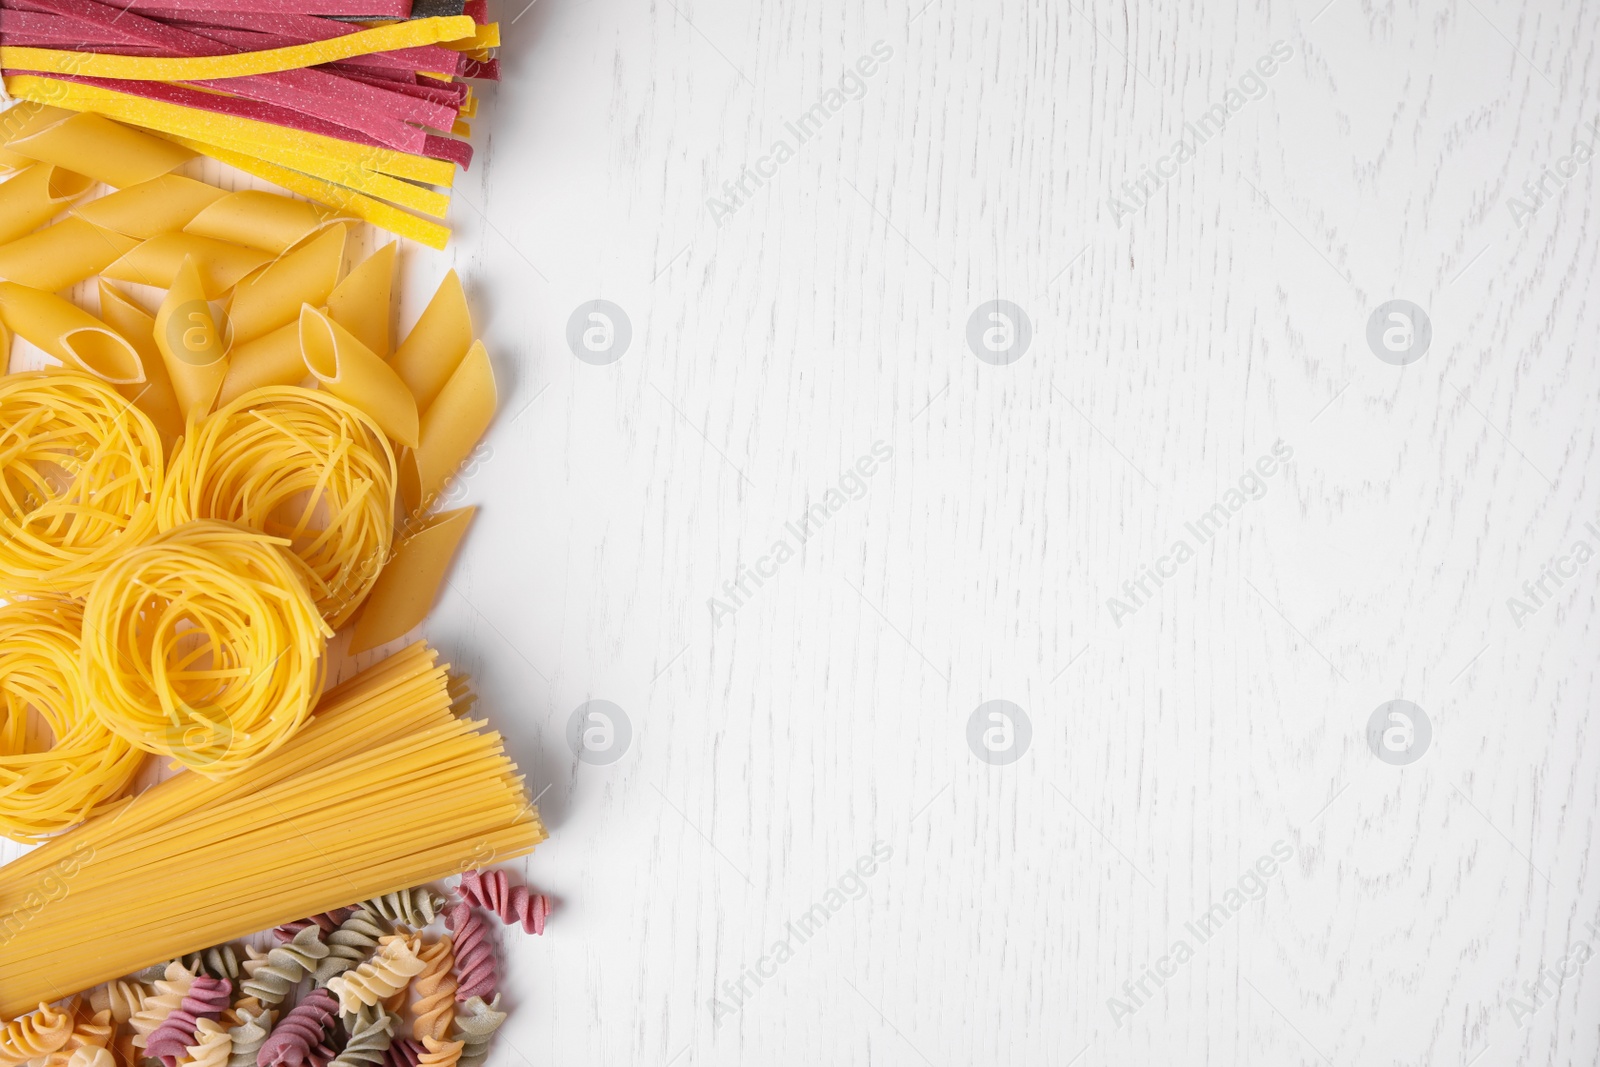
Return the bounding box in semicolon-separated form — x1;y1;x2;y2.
444;904;496;1003
257;989;338;1067
145;977;231;1067
458;870;549;935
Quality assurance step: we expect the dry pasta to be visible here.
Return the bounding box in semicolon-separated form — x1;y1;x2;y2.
0;371;164;596
79;519;331;777
0;644;545;1016
0;597;143;842
161;387;398;629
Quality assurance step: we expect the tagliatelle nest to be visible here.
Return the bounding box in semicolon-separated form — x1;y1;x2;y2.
159;386;398;629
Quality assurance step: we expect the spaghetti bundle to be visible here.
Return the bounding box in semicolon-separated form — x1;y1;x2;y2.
80;518;331;776
0;644;546;1017
161;387;397;629
0;597;143;841
0;370;164;597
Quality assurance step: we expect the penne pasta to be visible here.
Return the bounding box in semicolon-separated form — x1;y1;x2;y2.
215;320;305;406
0;162;94;245
72;174;228;240
328;240;396;357
228;223;347;347
348;506;475;654
299;303;418;447
105;232;274;297
186;189;336;254
0;281;143;384
3;109;194;188
153;255;228;420
98;280;184;447
401;338;493;513
390;268;470;411
0;217;139;292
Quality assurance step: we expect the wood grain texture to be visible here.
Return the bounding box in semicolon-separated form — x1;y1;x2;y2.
8;0;1600;1063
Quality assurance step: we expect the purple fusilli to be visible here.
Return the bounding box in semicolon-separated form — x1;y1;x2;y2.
258;988;338;1067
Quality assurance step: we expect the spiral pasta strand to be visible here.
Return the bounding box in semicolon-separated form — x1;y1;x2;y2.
224;1005;273;1067
458;870;549;935
80;519;331;777
146;976;231;1066
178;1019;231;1067
326;936;426;1017
447;997;503;1067
89;981;143;1026
242;928;330;1007
443;906;495;1004
0;371;164;597
0;595;145;840
131;965;197;1049
161;388;398;629
329;1008;394;1067
0;1001;75;1066
256;989;337;1067
183;945;243;982
360;889;447;930
409;939;456;1042
313;909;389;988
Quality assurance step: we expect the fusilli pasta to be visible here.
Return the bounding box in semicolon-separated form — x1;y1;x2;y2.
448;997;503;1067
243;928;330;1006
326;936;426;1017
225;1005;274;1067
178;1019;232;1067
256;989;337;1067
147;976;232;1066
360;890;446;930
312;909;389;988
183;946;243;982
409;939;456;1041
89;981;143;1026
457;871;548;935
328;1008;393;1067
443;905;495;1003
417;1038;461;1067
131;965;198;1049
0;1001;74;1066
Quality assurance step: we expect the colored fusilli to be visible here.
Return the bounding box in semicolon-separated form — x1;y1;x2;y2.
225;1005;274;1067
409;939;456;1042
180;1019;232;1067
243;928;330;1006
458;871;549;936
131;965;197;1049
360;890;447;930
448;997;503;1067
443;905;496;1003
328;1008;393;1067
146;977;231;1066
313;909;389;988
0;1001;74;1066
326;937;426;1017
256;989;337;1067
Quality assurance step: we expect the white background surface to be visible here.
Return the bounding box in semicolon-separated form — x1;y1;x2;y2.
421;0;1600;1064
13;0;1600;1063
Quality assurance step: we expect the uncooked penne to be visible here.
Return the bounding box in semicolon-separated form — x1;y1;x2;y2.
153;256;228;420
4;110;194;188
401;338;494;513
0;281;143;384
328;241;395;358
98;280;184;446
228;223;346;347
299;303;418;447
105;233;273;297
0;163;93;245
185;190;334;254
73;174;228;240
347;506;475;653
390;268;471;412
0;218;138;292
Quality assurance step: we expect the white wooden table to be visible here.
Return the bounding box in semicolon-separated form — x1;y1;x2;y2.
12;0;1600;1063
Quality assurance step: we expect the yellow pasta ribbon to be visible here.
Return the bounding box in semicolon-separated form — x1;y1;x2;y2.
0;18;476;81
